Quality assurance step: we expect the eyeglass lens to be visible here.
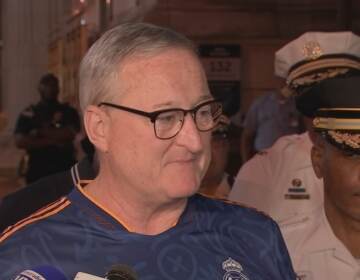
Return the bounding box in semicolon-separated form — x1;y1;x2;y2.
154;101;221;139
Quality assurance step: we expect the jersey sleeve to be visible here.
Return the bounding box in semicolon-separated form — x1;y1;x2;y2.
270;220;298;279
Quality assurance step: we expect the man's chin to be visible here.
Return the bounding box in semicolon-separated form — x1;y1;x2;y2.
167;179;200;199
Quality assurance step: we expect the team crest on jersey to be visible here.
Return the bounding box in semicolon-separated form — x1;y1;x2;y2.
222;257;250;280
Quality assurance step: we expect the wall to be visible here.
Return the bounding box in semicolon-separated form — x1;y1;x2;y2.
0;0;359;174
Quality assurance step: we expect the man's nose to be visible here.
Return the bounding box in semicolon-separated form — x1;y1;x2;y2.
175;114;204;153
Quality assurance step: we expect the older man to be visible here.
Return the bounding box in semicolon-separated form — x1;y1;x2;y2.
0;23;296;279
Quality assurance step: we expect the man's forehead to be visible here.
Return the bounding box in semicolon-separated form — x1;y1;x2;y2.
121;48;201;72
150;94;213;109
112;49;208;104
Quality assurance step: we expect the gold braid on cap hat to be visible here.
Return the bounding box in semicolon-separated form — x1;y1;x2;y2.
327;130;360;149
313;109;360;152
285;54;360;94
290;68;350;89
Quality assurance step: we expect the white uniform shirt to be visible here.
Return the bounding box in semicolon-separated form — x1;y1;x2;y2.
280;207;360;280
228;132;323;222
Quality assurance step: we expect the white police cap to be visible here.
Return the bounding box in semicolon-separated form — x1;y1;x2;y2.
275;31;360;87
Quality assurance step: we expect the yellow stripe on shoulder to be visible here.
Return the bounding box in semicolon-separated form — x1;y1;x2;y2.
0;197;70;243
198;192;246;206
198;193;272;219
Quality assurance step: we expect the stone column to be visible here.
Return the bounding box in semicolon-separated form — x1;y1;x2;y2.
2;0;49;132
0;0;49;172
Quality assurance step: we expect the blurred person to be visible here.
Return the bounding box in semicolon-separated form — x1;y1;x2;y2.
0;23;296;279
199;115;233;198
241;86;302;162
14;74;81;183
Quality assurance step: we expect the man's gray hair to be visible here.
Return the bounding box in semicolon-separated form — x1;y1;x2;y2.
79;22;197;113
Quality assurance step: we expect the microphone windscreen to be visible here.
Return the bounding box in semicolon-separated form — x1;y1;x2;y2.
74;272;105;280
14;265;67;280
105;264;138;280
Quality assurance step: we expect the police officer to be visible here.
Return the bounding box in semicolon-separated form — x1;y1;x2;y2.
14;73;80;183
274;32;360;279
229;32;360;223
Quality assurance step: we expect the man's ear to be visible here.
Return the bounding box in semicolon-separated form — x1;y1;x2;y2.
84;105;109;153
311;135;325;179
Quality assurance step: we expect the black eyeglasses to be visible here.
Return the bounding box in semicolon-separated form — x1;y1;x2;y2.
99;100;222;139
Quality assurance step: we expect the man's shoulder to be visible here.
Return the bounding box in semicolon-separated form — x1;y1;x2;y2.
249;133;311;162
0;170;73;232
0;197;72;244
279;208;321;249
195;194;276;228
271;132;310;152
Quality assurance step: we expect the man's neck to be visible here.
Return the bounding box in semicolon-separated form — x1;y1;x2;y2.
199;175;223;196
325;200;360;258
83;174;188;236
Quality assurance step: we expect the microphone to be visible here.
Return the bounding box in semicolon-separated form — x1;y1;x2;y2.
74;264;138;280
13;265;68;280
105;264;138;280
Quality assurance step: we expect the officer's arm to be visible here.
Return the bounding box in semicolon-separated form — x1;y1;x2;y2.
37;106;80;144
15;133;56;150
14;111;57;149
38;126;77;143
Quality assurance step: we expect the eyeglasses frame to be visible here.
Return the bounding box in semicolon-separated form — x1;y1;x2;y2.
98;99;222;139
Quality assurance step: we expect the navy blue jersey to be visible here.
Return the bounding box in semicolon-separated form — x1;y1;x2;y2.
0;184;296;279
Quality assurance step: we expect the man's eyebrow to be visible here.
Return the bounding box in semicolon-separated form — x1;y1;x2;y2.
152;94;214;110
152;101;173;109
197;94;214;103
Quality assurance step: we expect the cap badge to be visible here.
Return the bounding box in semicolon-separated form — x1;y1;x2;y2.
302;41;323;60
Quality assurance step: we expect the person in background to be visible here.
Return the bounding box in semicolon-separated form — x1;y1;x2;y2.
14;73;81;184
229;32;360;223
199;115;233;198
230;116;322;223
241;84;302;162
0;23;296;279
